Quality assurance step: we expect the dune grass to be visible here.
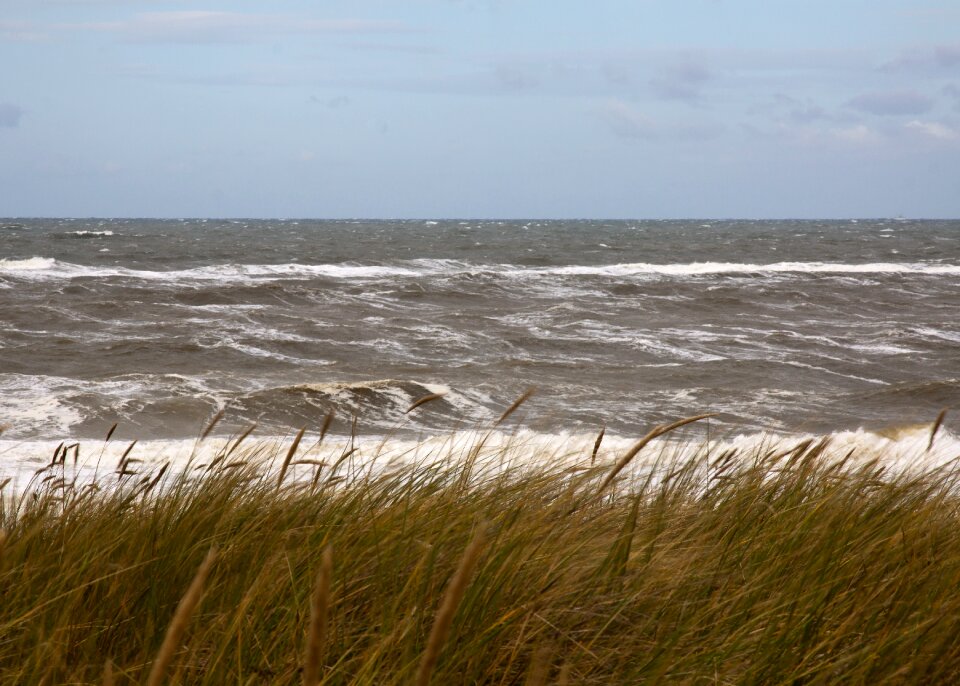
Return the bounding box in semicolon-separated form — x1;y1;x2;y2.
2;420;960;684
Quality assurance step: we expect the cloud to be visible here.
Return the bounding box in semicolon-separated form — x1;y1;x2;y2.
599;99;721;141
71;11;416;44
0;20;48;42
0;103;23;128
944;84;960;111
649;62;712;103
494;64;539;91
763;93;836;124
904;120;960;141
883;43;960;71
847;90;933;116
311;95;350;109
936;45;960;67
830;124;880;144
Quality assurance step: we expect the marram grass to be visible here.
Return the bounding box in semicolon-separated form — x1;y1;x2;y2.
2;421;960;684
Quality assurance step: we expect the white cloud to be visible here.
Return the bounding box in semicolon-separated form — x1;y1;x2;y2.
830;124;879;144
904;120;959;141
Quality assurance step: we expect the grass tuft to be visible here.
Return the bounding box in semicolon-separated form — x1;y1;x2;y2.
2;424;960;683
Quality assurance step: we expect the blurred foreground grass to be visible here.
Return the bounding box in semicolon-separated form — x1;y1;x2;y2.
2;416;960;684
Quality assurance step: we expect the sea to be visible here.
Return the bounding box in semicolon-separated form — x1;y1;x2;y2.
2;218;959;479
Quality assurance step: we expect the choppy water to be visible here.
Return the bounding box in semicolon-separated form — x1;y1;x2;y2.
1;218;958;444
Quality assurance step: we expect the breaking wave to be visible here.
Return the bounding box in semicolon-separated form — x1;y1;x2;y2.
56;230;115;238
3;258;960;283
2;424;958;491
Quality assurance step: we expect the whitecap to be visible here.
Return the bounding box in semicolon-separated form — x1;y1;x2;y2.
0;257;58;271
67;230;114;237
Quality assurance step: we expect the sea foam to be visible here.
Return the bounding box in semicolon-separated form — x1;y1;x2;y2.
3;258;960;283
2;425;957;493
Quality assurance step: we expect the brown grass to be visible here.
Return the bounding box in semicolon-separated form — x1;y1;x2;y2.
145;547;218;686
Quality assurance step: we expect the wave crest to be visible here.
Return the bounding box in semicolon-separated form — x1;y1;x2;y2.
3;257;960;282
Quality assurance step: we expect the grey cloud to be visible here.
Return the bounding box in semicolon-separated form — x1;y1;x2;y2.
494;64;539;91
601;61;633;87
311;95;351;109
0;103;23;128
649;62;712;102
71;12;417;44
600;99;721;141
883;44;960;71
936;45;960;67
787;103;829;124
945;84;960;112
763;94;839;124
847;90;933;116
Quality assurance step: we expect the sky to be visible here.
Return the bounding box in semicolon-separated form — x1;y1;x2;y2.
1;1;959;218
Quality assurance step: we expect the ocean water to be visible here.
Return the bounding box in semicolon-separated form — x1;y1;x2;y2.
1;218;959;468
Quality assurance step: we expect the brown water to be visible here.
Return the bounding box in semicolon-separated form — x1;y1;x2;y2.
1;218;958;441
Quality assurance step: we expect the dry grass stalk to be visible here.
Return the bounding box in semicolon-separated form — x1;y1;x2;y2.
319;409;335;440
416;527;488;686
145;547;218;686
406;392;447;414
595;413;715;497
591;425;606;466
278;427;306;489
102;659;114;686
303;545;334;686
200;409;225;441
145;463;170;494
50;442;64;467
311;411;336;490
116;441;138;474
224;423;257;460
928;408;948;452
104;423;118;443
495;388;536;426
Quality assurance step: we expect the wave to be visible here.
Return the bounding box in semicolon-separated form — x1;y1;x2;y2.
3;425;958;491
530;261;960;277
55;230;115;238
3;257;960;283
0;375;492;441
0;258;425;282
859;379;960;405
0;257;58;271
232;379;485;427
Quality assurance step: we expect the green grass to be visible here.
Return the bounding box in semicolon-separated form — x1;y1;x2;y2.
2;423;960;684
